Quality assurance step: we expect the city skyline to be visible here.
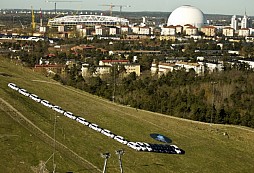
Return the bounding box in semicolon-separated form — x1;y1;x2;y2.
1;0;254;16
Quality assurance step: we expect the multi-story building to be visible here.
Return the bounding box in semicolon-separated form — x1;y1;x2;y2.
139;27;151;35
185;26;198;36
109;27;120;35
222;27;234;37
175;25;183;35
175;61;204;75
241;13;252;29
231;15;239;30
81;60;141;77
131;26;140;34
161;26;176;36
151;62;177;76
238;28;250;37
201;26;217;37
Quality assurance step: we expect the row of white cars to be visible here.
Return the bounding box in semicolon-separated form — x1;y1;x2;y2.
8;83;184;154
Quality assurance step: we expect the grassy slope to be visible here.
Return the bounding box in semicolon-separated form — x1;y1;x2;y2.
1;57;254;173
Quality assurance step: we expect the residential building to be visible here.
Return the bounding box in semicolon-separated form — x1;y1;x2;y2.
81;60;141;77
201;26;217;37
109;27;120;35
238;28;250;37
131;26;140;34
121;26;131;34
222;27;234;37
161;26;176;36
151;62;177;76
139;27;151;35
185;26;198;35
175;61;204;75
175;25;183;35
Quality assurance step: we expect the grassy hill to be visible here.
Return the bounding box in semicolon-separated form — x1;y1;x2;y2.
1;57;254;173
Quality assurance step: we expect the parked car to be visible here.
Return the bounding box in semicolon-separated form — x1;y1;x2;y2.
52;105;65;114
127;142;142;151
63;111;77;120
40;100;54;108
76;117;90;126
18;88;30;97
8;83;19;91
89;123;102;132
114;135;129;145
136;142;152;151
100;129;115;138
29;94;41;102
170;145;185;154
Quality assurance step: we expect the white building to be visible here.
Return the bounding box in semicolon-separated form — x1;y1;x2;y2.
239;60;254;69
200;62;224;73
238;28;250;37
185;25;198;35
175;61;204;75
231;15;239;30
161;26;176;36
109;27;120;35
131;26;140;34
241;13;251;29
139;27;151;35
222;27;234;37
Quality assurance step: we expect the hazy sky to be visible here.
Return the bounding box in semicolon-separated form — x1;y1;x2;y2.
1;0;254;16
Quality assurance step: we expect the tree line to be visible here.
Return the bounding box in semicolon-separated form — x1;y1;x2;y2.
54;62;254;128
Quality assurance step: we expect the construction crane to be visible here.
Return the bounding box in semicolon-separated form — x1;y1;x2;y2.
31;6;36;30
45;0;82;15
100;4;130;16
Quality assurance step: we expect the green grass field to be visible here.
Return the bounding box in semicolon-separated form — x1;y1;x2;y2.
1;57;254;173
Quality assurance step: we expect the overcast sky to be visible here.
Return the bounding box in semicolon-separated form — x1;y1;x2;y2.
1;0;254;16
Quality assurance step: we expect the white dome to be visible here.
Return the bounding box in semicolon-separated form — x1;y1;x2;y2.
167;5;207;28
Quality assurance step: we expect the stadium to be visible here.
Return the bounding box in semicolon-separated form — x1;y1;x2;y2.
48;14;129;27
167;5;207;28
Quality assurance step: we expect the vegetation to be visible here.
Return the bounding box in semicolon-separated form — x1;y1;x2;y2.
1;56;254;173
55;60;254;128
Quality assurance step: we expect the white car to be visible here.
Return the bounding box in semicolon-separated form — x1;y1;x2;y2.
170;145;182;154
114;135;128;145
8;83;19;91
29;94;41;102
100;129;115;138
52;106;65;114
89;123;102;132
76;117;90;126
136;142;152;151
127;142;142;151
40;100;54;108
18;88;30;97
63;111;77;120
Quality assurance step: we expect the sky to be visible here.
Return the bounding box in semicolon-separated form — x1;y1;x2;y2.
1;0;254;16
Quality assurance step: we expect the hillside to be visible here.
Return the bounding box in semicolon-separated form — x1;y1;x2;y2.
1;57;254;173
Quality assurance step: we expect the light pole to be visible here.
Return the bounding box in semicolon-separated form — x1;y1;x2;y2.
101;152;111;173
115;149;124;173
52;114;60;173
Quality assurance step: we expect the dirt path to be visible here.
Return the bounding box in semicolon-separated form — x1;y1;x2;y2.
0;97;102;173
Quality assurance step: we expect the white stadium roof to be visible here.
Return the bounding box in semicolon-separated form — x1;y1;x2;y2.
48;15;129;27
167;5;207;28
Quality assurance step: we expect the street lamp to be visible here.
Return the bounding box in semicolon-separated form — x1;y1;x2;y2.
115;149;125;173
101;152;111;173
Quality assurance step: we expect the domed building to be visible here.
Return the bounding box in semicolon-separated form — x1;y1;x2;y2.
167;5;207;28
